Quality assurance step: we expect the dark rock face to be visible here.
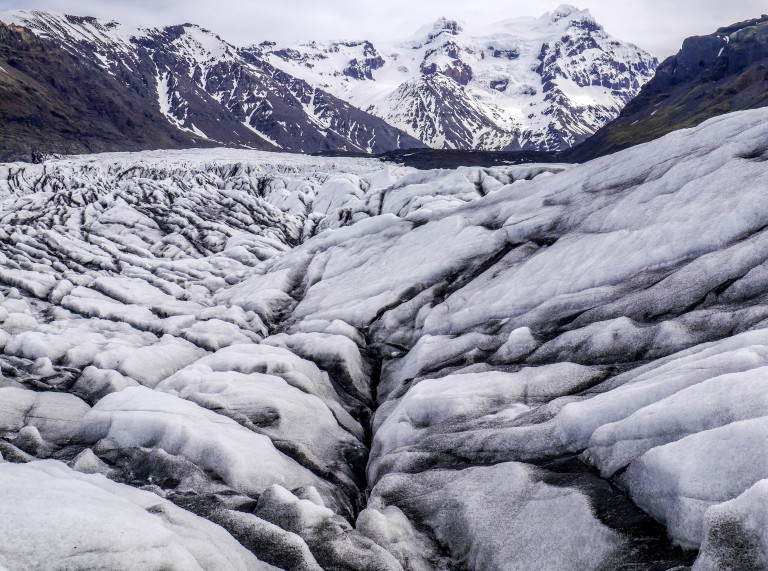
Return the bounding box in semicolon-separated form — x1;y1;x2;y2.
420;40;475;86
343;55;385;80
568;14;768;162
421;59;473;85
491;48;519;60
428;18;463;40
340;40;385;81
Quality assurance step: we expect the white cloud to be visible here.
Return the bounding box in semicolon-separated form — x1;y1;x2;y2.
0;0;766;57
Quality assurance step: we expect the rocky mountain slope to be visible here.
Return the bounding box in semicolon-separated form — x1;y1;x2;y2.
0;20;208;162
0;107;768;569
0;11;423;161
262;5;657;151
567;13;768;161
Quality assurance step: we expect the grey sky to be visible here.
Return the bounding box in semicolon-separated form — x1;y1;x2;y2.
1;0;766;58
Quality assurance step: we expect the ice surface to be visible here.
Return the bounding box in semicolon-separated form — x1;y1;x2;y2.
292;215;508;327
0;388;89;451
156;349;365;484
0;110;767;568
554;329;768;452
624;417;768;547
370;364;602;483
694;480;768;570
263;332;372;403
369;462;625;570
0;460;276;570
78;386;323;497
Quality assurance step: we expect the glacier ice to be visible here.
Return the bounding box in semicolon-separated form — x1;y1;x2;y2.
0;460;276;571
0;111;767;568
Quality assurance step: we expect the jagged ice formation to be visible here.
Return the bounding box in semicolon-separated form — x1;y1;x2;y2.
1;109;768;569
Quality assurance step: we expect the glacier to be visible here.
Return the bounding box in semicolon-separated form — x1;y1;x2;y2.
0;108;767;569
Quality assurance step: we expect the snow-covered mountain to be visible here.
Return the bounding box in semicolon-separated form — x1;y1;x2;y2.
1;107;768;569
260;5;658;150
0;6;656;159
0;10;423;156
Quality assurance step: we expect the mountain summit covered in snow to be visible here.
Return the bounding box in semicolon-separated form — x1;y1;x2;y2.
0;6;656;160
260;5;658;150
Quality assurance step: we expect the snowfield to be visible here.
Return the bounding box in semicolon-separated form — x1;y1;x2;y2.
1;109;768;569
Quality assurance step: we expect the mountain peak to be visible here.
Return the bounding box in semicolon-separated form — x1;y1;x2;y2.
550;4;579;20
548;4;593;23
262;7;656;152
427;17;463;39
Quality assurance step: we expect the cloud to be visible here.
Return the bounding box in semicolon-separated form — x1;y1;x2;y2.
1;0;766;57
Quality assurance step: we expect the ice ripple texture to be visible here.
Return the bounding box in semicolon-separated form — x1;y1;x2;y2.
0;110;768;570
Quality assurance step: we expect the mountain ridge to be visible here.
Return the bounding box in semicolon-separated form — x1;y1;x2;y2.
0;10;424;160
0;18;210;162
0;7;656;160
354;12;768;169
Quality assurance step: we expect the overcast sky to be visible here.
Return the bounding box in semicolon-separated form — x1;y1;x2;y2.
1;0;766;58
